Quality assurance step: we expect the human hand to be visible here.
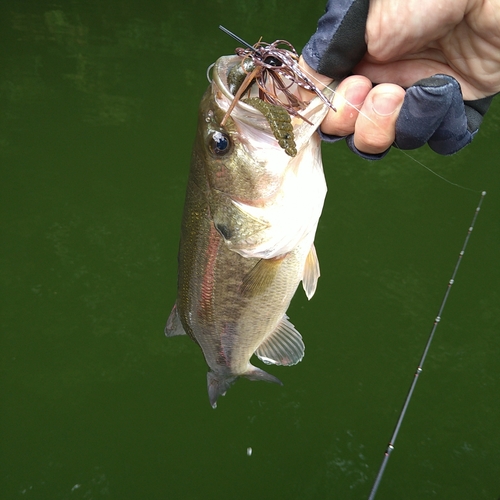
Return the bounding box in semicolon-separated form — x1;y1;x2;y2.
301;0;500;157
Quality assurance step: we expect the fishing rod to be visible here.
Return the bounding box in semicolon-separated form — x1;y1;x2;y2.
368;190;487;499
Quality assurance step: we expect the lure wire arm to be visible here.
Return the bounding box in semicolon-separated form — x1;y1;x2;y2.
219;25;258;53
218;26;337;118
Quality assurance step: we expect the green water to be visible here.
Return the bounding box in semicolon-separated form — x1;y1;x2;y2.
2;1;499;498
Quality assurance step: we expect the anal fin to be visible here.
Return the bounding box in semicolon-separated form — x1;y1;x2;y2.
255;315;305;366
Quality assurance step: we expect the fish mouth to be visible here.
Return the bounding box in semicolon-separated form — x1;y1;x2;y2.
212;55;277;132
212;55;247;102
211;55;334;150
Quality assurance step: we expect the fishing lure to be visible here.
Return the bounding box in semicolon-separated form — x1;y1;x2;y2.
219;25;336;150
243;97;297;157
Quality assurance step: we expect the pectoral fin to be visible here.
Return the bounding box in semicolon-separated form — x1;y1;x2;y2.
255;315;305;366
165;303;187;337
302;244;320;300
240;256;286;297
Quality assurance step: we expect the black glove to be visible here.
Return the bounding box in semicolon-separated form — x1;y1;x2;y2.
394;75;493;155
302;0;494;158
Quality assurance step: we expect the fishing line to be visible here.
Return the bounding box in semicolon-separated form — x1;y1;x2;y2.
367;190;486;500
298;65;482;192
216;29;489;490
393;147;482;193
218;26;480;191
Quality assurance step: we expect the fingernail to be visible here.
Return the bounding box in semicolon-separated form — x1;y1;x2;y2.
372;93;401;116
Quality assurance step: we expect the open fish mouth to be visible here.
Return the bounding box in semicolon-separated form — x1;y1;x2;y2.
212;34;337;124
210;54;335;160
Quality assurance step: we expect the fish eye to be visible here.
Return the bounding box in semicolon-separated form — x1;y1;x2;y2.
209;131;231;156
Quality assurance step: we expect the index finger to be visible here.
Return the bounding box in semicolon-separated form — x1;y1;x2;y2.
320;75;373;137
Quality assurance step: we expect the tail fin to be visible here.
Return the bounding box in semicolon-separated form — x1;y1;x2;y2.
243;365;283;386
207;371;237;409
207;365;282;408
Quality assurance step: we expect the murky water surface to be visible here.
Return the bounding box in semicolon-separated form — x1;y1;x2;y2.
2;1;499;498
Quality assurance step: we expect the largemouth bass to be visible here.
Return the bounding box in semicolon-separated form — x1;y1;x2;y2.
166;53;332;408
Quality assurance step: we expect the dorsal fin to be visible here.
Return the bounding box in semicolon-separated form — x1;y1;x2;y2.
302;244;320;300
255;315;305;366
165;303;187;337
